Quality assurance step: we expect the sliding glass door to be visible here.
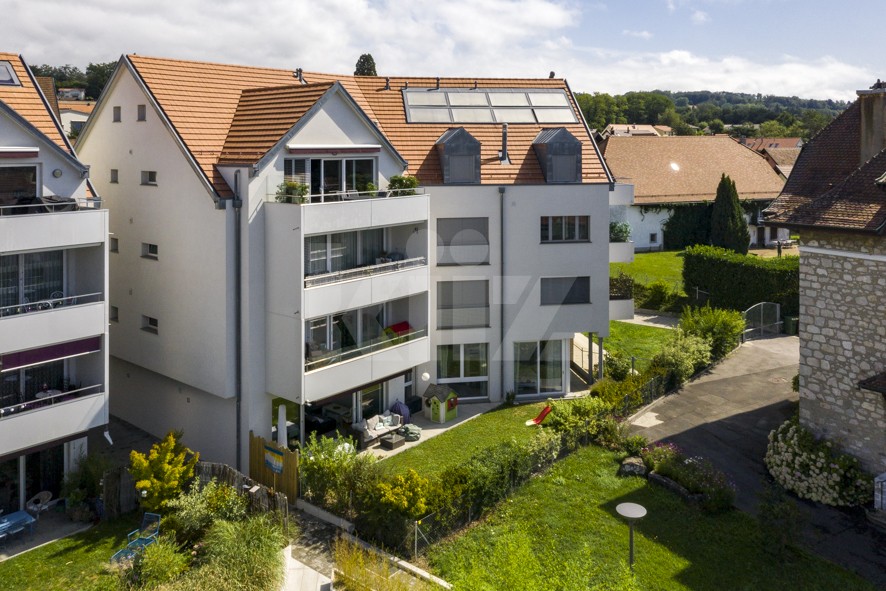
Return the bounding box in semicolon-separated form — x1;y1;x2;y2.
514;340;564;395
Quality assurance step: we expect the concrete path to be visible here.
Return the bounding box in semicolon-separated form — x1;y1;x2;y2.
629;335;886;587
281;548;332;591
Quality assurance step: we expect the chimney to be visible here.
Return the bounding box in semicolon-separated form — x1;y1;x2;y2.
499;123;510;163
858;80;886;165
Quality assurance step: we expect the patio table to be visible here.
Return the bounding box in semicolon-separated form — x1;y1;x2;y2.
0;509;36;535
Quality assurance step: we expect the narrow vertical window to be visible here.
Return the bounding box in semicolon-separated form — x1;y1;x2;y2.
112;106;121;122
137;104;146;121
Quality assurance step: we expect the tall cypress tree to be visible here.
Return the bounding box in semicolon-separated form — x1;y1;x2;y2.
354;54;377;76
710;173;750;254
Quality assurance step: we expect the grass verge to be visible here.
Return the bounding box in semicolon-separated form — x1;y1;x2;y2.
611;250;686;295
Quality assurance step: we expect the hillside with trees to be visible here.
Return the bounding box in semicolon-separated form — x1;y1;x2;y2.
575;89;848;139
29;61;116;100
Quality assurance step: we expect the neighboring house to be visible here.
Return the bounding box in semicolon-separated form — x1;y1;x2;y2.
761;147;801;179
599;123;661;139
740;137;803;152
653;125;674;137
58;100;94;137
58;87;85;100
601;135;788;251
76;55;632;467
763;84;886;475
0;53;109;513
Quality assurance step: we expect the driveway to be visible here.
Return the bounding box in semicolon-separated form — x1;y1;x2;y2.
628;335;886;587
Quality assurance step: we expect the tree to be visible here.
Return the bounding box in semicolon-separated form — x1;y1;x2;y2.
354;54;377;76
710;174;749;255
30;63;85;88
708;119;726;134
85;61;116;99
129;430;199;511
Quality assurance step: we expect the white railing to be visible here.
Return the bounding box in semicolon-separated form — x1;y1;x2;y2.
269;187;427;205
0;196;99;216
0;291;103;318
0;383;104;418
305;327;428;373
305;256;427;288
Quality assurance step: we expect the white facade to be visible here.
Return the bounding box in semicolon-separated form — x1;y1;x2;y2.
0;93;109;512
77;60;627;467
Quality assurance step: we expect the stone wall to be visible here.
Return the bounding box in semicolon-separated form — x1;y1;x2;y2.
799;230;886;474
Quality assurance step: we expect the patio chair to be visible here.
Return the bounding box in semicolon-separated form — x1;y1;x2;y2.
126;512;161;551
26;490;52;517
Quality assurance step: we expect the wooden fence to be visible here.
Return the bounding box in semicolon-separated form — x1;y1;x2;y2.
194;461;289;526
102;465;138;519
247;431;299;502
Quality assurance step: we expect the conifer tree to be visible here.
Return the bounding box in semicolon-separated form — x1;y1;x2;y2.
710;173;750;254
130;430;199;511
354;54;377;76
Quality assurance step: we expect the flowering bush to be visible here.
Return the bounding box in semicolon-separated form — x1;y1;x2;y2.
641;442;736;513
765;416;873;507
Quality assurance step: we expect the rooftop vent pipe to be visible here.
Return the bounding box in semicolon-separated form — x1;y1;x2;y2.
499;123;510;163
436;77;440;90
294;68;304;83
385;77;390;90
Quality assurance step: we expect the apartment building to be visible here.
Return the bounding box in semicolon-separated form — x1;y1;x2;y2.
76;55;632;468
0;53;109;513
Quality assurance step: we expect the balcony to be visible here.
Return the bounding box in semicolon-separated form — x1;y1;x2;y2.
0;385;106;456
303;331;429;403
305;326;427;373
608;183;634;206
609;274;635;321
609;240;635;264
0;296;105;353
305;256;426;288
268;187;427;205
0;199;107;253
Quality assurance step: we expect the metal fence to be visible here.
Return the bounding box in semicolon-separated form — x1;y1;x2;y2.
742;301;782;340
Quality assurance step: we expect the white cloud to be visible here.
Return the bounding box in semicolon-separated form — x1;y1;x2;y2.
622;30;653;40
691;10;709;24
666;0;677;12
4;0;873;101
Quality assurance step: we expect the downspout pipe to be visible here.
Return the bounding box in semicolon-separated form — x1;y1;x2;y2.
499;186;506;400
232;172;244;471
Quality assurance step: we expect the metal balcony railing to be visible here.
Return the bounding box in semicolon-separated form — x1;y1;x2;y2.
305;327;428;373
0;292;103;318
305;256;427;288
0;383;104;418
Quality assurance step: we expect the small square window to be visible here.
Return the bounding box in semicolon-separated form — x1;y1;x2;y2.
109;237;119;253
141;242;158;259
650;233;658;244
110;305;119;322
141;315;158;334
137;104;146;121
140;170;157;185
110;169;118;184
112;106;121;122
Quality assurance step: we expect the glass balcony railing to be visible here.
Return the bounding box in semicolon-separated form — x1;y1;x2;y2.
0;196;98;216
0;291;103;318
269;187;427;205
305;327;427;373
304;256;427;288
0;383;104;418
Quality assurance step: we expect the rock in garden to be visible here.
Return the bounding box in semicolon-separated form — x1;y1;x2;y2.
618;456;647;477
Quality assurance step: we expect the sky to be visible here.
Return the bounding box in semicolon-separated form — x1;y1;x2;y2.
6;0;883;101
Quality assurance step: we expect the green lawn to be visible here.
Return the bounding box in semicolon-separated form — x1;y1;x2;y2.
611;250;686;294
605;320;673;372
0;514;139;591
427;445;875;591
380;402;547;477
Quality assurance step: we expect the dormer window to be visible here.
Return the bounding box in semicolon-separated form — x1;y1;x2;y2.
435;128;480;184
0;61;21;86
532;128;582;183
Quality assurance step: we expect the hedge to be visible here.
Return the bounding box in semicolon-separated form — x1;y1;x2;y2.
683;244;799;315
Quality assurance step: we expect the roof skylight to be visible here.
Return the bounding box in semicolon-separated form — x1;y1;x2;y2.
404;88;577;124
0;62;21;87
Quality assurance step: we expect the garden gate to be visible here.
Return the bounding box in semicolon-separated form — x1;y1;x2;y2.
742;302;781;340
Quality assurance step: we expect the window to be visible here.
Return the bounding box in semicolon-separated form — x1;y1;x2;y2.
540;276;590;305
540;216;589;243
0;166;38;206
284;159;307;184
650;233;658;244
110;305;119;322
112;106;121;122
109;237;119;253
304;228;384;278
437;218;488;265
0;251;64;314
307;158;375;200
437;280;489;328
137;104;146;121
140;171;157;185
515;340;564;395
437;343;489;398
141;243;158;260
141;315;158;334
0;61;21;86
70;120;85;135
110;169;118;184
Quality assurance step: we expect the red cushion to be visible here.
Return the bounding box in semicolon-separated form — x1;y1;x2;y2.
388;321;411;336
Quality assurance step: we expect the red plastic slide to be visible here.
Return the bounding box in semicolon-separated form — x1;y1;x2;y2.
525;405;553;426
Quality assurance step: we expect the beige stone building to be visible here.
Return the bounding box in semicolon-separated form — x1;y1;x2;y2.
764;84;886;475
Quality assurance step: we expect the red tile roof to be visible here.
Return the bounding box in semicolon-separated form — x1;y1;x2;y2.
123;55;610;196
600;135;784;205
0;52;70;153
763;101;886;233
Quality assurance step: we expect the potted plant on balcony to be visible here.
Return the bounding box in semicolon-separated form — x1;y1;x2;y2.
275;181;309;204
387;175;419;196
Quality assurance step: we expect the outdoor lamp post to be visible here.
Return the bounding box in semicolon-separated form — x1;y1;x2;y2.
615;502;647;571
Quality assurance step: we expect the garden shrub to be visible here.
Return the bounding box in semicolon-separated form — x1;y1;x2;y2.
604;350;633;381
387;174;419;195
765;415;873;506
166;479;247;544
545;396;614;450
356;469;430;549
130;431;199;512
621;434;649;457
200;514;286;591
609;221;631;242
662;203;713;250
641;443;736;513
792;373;799;392
61;451;113;521
679;304;745;360
300;433;380;519
683;244;799;315
638;279;678;310
334;537;435;591
120;535;190;589
591;373;649;410
649;329;712;390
